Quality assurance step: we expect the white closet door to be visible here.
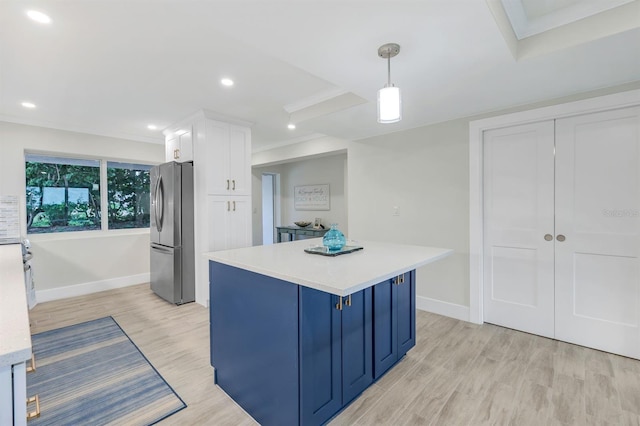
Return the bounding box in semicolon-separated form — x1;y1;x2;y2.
483;121;555;338
555;106;640;359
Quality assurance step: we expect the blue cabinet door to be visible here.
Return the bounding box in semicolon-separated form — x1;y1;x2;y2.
300;287;342;426
300;287;373;425
342;288;373;404
373;278;398;379
373;271;416;379
397;270;416;356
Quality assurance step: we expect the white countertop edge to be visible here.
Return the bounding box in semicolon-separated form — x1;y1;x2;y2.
0;347;32;367
204;243;453;297
0;244;32;367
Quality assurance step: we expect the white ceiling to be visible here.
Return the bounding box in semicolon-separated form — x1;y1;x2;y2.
504;0;636;39
1;0;639;151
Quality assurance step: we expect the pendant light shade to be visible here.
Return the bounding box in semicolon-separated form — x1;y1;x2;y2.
377;43;401;124
377;86;401;123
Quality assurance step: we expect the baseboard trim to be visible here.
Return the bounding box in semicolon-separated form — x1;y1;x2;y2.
36;273;150;303
416;296;470;322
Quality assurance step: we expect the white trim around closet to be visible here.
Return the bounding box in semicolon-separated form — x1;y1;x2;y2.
468;89;640;324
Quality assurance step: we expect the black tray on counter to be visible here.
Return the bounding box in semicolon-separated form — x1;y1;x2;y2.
304;245;364;257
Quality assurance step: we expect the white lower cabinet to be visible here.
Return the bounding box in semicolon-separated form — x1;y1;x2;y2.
207;196;251;252
1;361;32;426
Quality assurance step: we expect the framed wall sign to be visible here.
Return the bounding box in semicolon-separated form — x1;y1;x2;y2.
294;184;330;210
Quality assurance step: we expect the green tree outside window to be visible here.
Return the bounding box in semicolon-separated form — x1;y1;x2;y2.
25;155;152;234
25;155;101;233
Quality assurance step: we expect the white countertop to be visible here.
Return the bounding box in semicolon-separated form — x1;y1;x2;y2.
204;239;453;296
0;244;32;367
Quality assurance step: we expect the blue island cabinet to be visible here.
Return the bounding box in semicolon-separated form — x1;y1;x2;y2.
209;261;414;426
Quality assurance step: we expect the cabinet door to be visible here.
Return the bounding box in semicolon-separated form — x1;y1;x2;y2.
165;126;193;163
342;288;373;404
373;271;416;379
0;365;12;426
373;278;398;379
227;197;252;249
206;120;231;194
165;136;179;162
300;287;342;426
13;363;27;426
228;125;251;195
397;271;416;355
207;196;231;251
178;129;193;162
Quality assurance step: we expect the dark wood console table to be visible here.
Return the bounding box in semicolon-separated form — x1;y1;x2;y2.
276;226;329;243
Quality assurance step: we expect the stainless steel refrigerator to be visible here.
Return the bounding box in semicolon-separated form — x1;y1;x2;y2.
150;161;195;304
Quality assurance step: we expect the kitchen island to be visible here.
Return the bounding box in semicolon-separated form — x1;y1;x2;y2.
204;239;452;426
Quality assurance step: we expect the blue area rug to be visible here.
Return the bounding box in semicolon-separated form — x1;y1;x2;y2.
27;317;186;425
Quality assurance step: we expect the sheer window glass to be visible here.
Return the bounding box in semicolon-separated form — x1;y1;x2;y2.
107;161;151;229
25;154;101;234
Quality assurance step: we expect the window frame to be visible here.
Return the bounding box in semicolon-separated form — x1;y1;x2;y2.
105;161;152;230
24;151;155;238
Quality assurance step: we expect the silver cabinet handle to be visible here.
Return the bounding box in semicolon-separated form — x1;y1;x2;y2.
232;201;236;211
232;179;236;190
227;201;230;211
226;179;230;190
556;234;566;242
544;234;553;241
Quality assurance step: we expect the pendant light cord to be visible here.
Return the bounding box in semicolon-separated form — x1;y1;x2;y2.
387;53;391;87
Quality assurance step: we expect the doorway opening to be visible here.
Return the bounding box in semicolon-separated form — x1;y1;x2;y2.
261;173;280;245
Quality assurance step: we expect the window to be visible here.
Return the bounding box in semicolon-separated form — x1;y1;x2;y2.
26;155;101;234
25;154;152;234
107;162;151;229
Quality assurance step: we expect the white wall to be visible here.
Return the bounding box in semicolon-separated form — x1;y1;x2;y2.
348;82;640;321
252;153;348;245
349;120;470;317
0;121;164;300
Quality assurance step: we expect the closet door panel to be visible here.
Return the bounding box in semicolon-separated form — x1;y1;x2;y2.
483;121;555;338
555;106;640;359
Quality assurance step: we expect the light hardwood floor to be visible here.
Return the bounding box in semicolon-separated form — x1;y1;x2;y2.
29;284;640;425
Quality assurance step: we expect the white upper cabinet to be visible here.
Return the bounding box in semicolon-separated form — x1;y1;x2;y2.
205;120;251;195
164;110;253;307
164;125;193;163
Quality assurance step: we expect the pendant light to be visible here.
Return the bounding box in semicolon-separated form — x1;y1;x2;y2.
377;43;401;124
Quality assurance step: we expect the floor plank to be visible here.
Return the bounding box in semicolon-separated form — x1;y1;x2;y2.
28;284;640;425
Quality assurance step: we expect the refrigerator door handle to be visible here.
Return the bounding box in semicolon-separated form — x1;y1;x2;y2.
151;244;173;254
155;175;164;232
152;175;160;231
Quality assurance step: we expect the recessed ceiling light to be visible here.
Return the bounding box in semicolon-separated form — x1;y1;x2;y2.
221;78;234;87
26;10;51;24
287;123;296;130
147;124;158;130
21;102;36;109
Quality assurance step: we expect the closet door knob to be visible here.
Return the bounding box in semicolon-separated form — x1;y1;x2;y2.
544;234;553;241
556;234;566;242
